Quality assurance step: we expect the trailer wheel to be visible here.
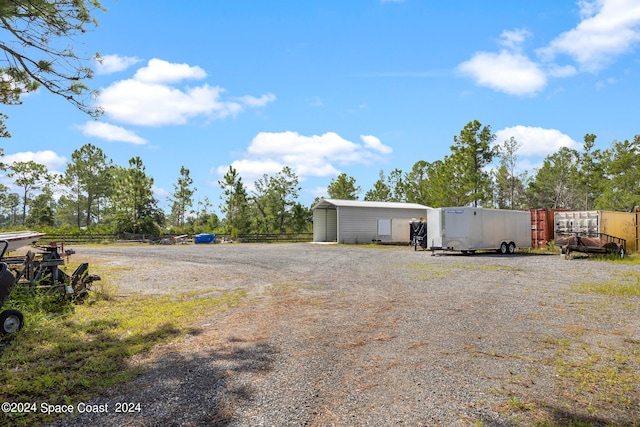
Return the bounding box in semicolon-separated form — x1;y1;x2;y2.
499;242;508;254
507;242;516;254
0;309;24;335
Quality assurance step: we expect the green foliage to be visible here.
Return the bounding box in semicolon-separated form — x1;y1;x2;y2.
25;189;55;227
450;120;496;207
251;166;301;233
364;170;392;201
595;135;640;211
218;166;251;235
63;144;114;229
327;173;360;200
0;0;104;119
168;166;196;228
7;161;51;225
2;118;640;237
526;147;580;209
403;160;431;205
573;271;640;296
494;136;528;209
576;134;607;210
364;169;405;202
427;156;467;207
111;157;164;235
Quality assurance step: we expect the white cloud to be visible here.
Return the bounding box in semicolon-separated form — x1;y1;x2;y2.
537;0;640;72
152;185;170;199
95;54;142;74
495;125;580;158
97;58;275;127
78;121;147;145
361;135;393;154
218;159;287;180
457;51;547;96
546;64;578;78
216;131;392;186
235;93;277;108
498;28;532;51
100;80;238;126
459;1;640;95
133;58;207;84
457;28;547;96
4;150;67;172
577;0;600;19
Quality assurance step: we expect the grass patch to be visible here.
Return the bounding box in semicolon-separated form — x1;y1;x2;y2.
573;271;640;297
404;261;524;281
551;340;640;410
404;262;452;280
0;286;246;426
593;251;640;264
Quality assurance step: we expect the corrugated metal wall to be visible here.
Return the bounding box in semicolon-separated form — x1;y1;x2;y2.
336;206;427;244
599;211;637;253
530;209;566;248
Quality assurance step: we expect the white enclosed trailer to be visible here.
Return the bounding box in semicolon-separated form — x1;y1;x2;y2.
427;207;531;254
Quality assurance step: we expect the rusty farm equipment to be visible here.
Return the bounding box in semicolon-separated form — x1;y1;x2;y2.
0;239;100;335
555;232;626;259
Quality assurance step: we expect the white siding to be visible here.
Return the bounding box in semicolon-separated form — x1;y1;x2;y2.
337;206;427;244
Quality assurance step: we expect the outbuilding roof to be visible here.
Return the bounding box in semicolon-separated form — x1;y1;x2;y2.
313;198;430;210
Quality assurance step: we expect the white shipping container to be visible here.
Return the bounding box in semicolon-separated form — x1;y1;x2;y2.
427;207;531;254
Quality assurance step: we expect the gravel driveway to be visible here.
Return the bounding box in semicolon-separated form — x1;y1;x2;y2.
49;243;639;426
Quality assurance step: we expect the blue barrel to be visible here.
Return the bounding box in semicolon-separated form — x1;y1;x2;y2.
194;233;215;244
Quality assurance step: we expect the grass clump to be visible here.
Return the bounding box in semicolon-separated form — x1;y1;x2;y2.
0;286;246;426
573;270;640;297
551;341;640;410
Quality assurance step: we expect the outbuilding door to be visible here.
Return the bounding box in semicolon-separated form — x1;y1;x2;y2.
314;208;337;242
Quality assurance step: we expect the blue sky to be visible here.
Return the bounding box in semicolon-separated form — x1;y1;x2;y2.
3;0;640;212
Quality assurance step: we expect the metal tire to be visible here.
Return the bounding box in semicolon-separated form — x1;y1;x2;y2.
0;309;24;335
507;242;516;254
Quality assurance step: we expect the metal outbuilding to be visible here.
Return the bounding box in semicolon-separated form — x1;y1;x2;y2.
312;199;429;244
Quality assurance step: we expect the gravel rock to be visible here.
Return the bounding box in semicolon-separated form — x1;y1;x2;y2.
47;243;640;426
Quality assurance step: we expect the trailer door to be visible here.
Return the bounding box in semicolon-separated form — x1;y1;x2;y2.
445;209;468;238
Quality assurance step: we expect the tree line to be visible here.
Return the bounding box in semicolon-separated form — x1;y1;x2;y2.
323;120;640;212
0;119;639;236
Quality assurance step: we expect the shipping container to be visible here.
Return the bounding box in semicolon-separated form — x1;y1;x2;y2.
427;207;531;254
554;210;638;253
636;207;640;253
530;209;567;248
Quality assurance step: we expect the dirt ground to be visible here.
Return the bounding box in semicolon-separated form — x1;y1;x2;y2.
48;243;640;426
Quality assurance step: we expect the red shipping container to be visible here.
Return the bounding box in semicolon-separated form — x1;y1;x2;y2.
530;209;566;248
